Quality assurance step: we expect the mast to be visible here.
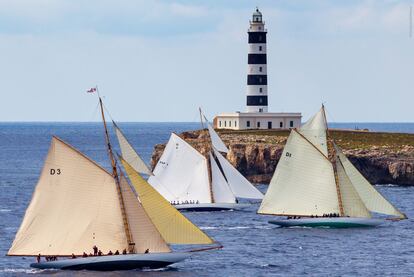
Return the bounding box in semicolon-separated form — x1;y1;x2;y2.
199;108;215;203
322;105;344;216
98;96;135;253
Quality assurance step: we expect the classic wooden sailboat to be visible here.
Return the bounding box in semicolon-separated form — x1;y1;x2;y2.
7;98;219;270
114;109;263;211
146;109;264;211
258;105;407;228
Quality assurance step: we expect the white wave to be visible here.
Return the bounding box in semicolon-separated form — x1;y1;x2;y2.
0;209;11;212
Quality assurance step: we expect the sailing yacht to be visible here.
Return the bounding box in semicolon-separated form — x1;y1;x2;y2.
148;110;263;211
7;98;219;270
258;106;407;228
115;109;263;211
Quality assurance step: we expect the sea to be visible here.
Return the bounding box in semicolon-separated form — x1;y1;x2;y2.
0;122;413;276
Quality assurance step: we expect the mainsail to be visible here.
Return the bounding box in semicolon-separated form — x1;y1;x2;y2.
121;157;214;245
258;130;340;216
114;122;153;176
9;137;131;256
148;133;211;204
298;106;328;156
213;148;263;200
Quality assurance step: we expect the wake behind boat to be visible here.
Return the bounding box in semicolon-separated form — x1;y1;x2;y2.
258;105;407;228
114;109;264;212
7;95;220;270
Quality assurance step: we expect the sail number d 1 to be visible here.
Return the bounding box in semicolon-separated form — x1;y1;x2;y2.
50;169;61;175
285;152;292;158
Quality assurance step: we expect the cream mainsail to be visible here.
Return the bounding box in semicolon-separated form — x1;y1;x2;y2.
258;130;340;216
258;106;406;219
8;137;130;256
114;122;153;176
213;148;263;200
121;157;214;244
148;133;211;204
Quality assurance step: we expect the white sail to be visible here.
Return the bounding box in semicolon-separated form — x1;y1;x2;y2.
203;115;229;153
335;156;371;218
213;148;263;200
258;130;340;216
209;153;236;203
299;106;328;157
148;133;212;204
114;123;153;176
119;174;171;253
8;137;129;256
337;149;406;219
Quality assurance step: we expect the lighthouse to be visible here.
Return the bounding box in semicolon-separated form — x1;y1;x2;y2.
214;8;302;130
247;8;268;113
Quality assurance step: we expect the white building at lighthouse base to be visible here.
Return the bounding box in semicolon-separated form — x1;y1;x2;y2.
213;112;302;130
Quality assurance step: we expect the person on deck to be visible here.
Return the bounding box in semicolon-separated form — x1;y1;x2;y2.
108;250;113;255
71;253;76;259
93;245;98;256
82;252;88;258
98;250;103;256
122;249;127;255
144;249;149;254
37;254;41;263
114;250;119;255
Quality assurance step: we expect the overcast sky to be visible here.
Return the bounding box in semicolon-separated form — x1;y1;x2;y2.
0;0;413;122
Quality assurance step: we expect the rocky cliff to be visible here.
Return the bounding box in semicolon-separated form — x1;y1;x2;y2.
150;129;414;186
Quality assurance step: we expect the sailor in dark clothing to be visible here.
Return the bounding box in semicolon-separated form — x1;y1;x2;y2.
37;254;41;263
114;250;119;255
122;249;127;255
93;245;98;256
144;249;149;254
108;250;113;255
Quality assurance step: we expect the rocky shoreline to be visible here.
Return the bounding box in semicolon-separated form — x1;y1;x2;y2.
150;129;414;186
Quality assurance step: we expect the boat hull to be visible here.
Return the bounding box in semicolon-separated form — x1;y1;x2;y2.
175;203;250;211
268;217;384;228
30;252;191;271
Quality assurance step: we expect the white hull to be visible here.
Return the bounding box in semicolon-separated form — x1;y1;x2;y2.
30;252;191;271
175;203;250;211
268;217;384;228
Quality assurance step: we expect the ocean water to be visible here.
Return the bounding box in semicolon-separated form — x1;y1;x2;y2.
0;122;413;276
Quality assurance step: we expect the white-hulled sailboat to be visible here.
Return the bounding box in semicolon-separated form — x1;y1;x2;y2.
148;110;264;211
258;105;407;228
114;109;263;211
7;98;219;270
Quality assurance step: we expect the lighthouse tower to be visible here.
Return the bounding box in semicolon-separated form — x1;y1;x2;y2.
246;8;268;113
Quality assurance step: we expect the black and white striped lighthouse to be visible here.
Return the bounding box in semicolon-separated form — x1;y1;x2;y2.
246;8;268;113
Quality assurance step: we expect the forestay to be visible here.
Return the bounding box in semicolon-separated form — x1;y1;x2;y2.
210;153;236;204
114;123;153;176
213;148;263;200
148;133;211;204
258;130;340;216
121;158;214;245
337;148;407;219
298;106;328;157
8;137;129;256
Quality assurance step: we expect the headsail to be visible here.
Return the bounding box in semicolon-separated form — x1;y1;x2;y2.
114;122;153;176
8;137;129;256
335;156;371;218
336;147;407;219
120;157;214;245
201;112;229;153
148;133;211;204
209;153;236;204
298;106;328;157
258;130;340;216
119;173;171;253
213;148;263;200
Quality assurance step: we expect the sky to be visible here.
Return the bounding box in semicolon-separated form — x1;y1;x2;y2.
0;0;413;122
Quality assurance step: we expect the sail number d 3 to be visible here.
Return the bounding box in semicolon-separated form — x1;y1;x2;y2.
50;169;61;175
